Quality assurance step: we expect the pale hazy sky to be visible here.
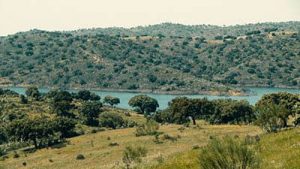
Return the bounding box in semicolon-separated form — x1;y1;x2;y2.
0;0;299;35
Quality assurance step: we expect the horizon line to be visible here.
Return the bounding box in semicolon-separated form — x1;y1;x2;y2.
2;20;299;37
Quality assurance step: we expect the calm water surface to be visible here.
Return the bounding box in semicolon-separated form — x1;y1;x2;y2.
7;87;300;110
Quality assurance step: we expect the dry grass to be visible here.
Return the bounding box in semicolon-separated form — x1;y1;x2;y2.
1;123;261;169
146;127;300;169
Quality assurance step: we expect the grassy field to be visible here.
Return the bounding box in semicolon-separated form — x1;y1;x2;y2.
147;127;300;169
1;123;261;169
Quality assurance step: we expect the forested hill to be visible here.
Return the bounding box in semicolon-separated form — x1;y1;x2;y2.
0;22;299;94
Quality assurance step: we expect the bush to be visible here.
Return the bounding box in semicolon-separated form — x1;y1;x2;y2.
99;112;125;129
76;154;85;160
122;146;147;169
199;137;260;169
135;120;160;137
19;95;28;104
108;142;119;147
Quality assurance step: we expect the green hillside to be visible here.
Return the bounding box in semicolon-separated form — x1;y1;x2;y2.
0;22;299;94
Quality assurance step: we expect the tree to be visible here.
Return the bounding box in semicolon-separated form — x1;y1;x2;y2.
166;97;213;125
52;116;77;138
147;74;157;83
80;101;102;126
76;90;100;101
210;99;255;124
128;95;159;115
5;116;76;149
255;92;299;127
255;102;289;132
49;90;74;117
103;96;120;106
5;117;61;149
25;86;40;100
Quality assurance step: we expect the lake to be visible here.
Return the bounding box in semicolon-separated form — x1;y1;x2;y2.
6;87;300;110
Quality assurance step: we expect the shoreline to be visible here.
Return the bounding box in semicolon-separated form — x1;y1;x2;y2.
1;84;247;96
1;84;299;97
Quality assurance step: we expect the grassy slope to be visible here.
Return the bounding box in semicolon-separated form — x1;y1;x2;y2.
147;127;300;169
1;124;261;169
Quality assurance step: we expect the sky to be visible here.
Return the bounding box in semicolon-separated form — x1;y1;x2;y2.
0;0;299;36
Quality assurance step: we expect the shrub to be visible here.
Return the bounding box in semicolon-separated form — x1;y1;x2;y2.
153;133;163;144
19;95;28;104
108;142;119;147
199;137;260;169
135;120;160;136
99;112;125;129
122;146;147;169
13;152;20;158
162;134;177;142
76;154;85;160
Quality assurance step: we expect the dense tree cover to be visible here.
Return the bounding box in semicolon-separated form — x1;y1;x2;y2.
128;95;159;115
0;89;130;151
103;95;120;106
154;97;254;125
0;22;299;94
155;93;299;130
5;116;76;149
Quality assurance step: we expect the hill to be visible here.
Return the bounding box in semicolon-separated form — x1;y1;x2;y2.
0;22;299;94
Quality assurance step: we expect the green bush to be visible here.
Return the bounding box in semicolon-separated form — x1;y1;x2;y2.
199;137;260;169
135;120;160;137
99;112;125;129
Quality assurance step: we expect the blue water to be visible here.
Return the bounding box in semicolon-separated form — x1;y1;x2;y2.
6;87;300;110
